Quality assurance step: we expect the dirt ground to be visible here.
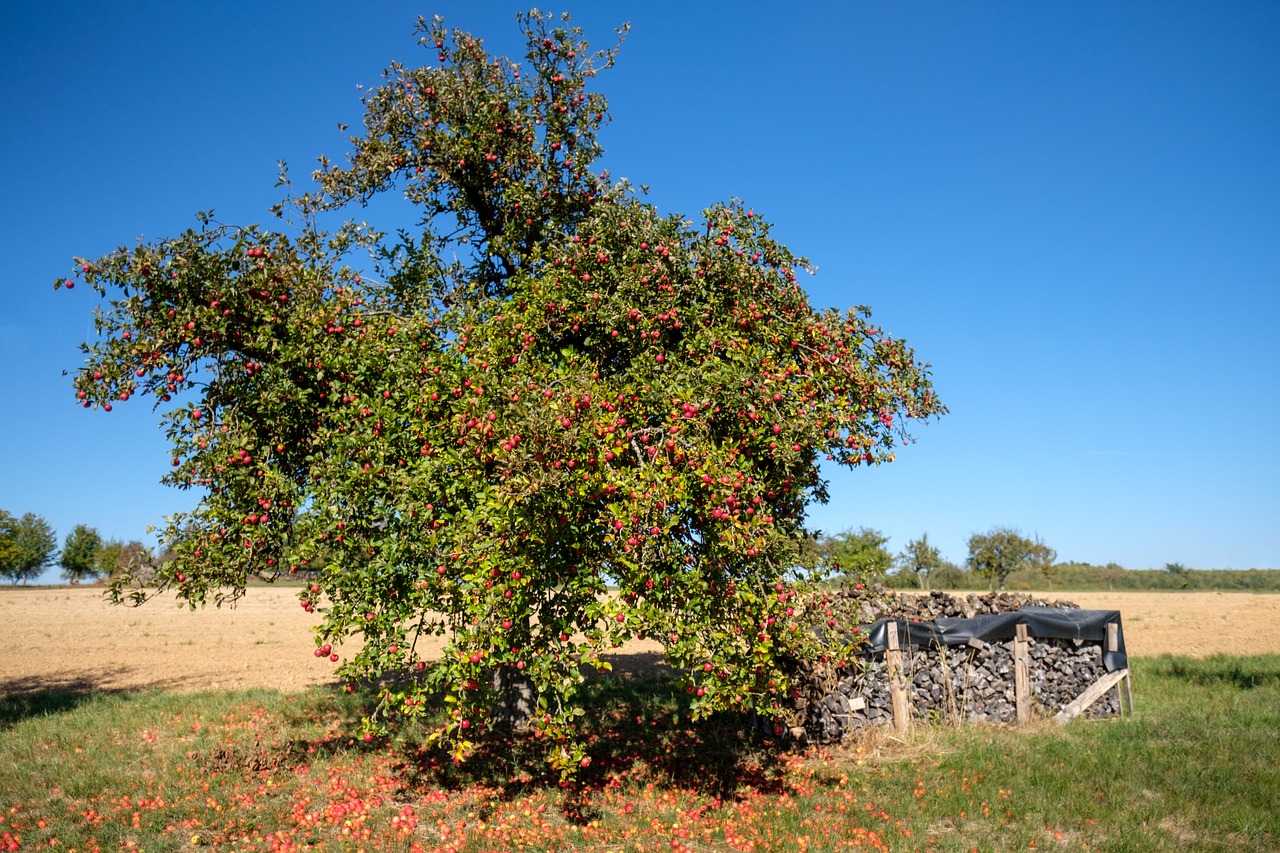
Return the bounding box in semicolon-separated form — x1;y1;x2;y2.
2;587;1277;696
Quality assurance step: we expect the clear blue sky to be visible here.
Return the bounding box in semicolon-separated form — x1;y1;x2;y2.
3;1;1277;582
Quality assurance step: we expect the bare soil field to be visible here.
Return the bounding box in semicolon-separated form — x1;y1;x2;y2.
2;587;1277;697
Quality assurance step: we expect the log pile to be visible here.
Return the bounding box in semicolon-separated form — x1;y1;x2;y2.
857;587;1081;622
788;588;1121;743
1029;638;1118;719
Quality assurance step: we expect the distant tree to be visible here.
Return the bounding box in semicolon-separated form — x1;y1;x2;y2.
1101;562;1124;591
930;559;970;590
897;533;944;590
966;527;1051;591
0;511;58;584
1028;535;1057;589
118;541;155;581
94;539;123;579
96;539;155;582
0;511;15;578
823;528;892;581
60;524;103;584
1164;561;1188;574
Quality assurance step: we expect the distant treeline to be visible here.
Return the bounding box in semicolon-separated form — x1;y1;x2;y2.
876;561;1280;592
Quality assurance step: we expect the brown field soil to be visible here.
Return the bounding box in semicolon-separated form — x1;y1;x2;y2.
1;587;1277;697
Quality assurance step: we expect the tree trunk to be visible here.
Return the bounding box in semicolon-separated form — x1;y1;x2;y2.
492;667;536;731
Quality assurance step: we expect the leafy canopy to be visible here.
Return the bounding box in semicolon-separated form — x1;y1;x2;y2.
819;528;893;579
898;533;944;590
966;527;1055;591
60;524;104;584
0;511;58;585
60;11;944;770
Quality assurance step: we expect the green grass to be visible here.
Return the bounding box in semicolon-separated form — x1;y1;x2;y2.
1;655;1277;852
843;655;1280;852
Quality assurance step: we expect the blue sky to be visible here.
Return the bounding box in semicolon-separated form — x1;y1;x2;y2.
2;1;1277;581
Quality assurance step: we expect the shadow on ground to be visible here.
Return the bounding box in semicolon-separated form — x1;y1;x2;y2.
6;650;791;822
0;669;291;728
0;673;135;728
293;661;789;821
1151;655;1280;690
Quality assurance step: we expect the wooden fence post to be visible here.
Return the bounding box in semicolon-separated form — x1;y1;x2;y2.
1014;624;1031;723
886;621;911;733
1107;622;1134;715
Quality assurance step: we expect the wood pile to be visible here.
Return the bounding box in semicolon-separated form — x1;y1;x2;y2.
856;587;1081;622
787;588;1123;743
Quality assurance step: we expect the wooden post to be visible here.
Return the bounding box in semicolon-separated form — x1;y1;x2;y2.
1107;622;1134;715
1014;624;1031;723
885;621;911;733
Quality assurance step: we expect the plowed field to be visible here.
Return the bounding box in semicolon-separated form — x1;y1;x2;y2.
2;587;1276;696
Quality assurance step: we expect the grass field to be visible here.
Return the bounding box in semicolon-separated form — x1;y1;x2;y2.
2;653;1278;852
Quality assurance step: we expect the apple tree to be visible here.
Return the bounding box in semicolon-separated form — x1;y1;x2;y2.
59;12;944;769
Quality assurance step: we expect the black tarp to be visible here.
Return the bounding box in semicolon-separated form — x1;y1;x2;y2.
860;607;1127;672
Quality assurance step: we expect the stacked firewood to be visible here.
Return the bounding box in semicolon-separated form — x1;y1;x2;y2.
786;587;1119;743
860;587;1080;621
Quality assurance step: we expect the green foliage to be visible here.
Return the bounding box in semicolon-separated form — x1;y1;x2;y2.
1045;562;1280;592
59;524;103;584
965;527;1053;590
93;539;154;582
913;558;1280;593
927;559;969;589
897;532;943;589
0;511;14;578
0;510;58;584
61;11;943;771
93;540;123;579
1030;535;1057;588
818;527;892;581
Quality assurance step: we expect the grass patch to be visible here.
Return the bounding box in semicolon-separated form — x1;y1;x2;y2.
834;654;1280;851
0;655;1276;851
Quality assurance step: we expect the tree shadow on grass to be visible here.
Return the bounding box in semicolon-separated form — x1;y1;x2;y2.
399;675;789;823
289;660;791;821
0;682;98;729
0;669;244;729
1152;655;1280;690
0;673;138;729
